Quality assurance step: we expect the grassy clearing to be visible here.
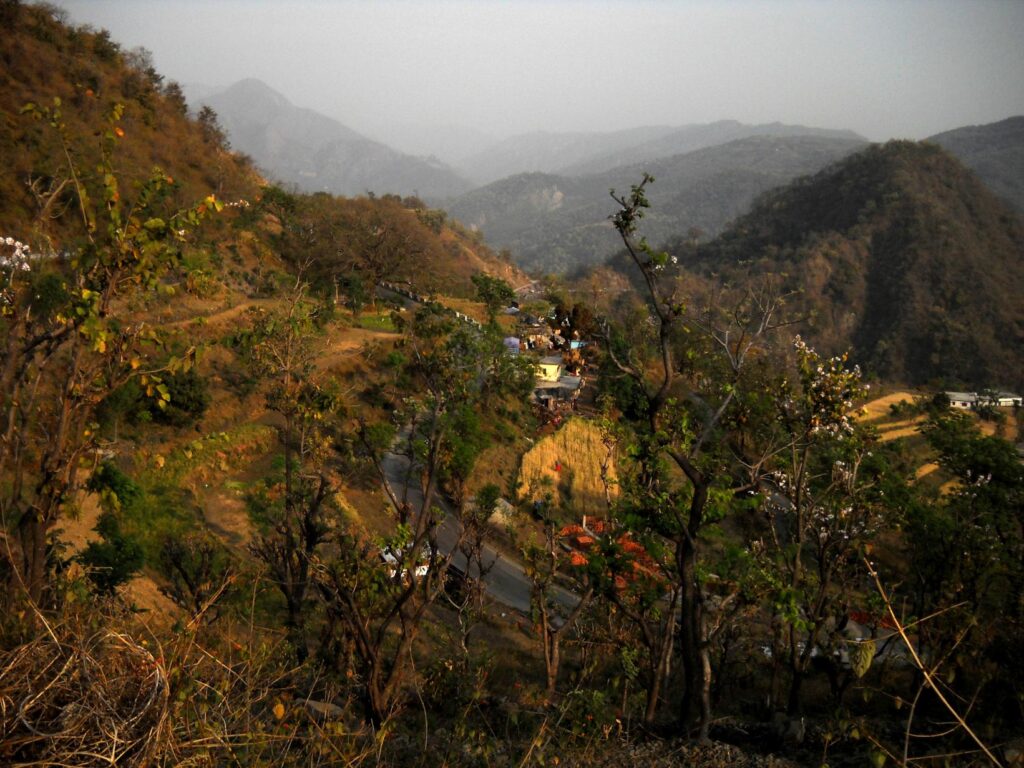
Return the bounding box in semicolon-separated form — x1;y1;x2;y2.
858;391;919;421
517;418;617;516
357;312;398;332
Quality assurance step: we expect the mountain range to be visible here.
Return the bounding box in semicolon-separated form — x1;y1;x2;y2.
447;134;867;274
190;79;474;201
928;116;1024;216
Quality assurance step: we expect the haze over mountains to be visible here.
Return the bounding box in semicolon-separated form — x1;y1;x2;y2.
448;134;868;274
928;116;1024;215
191;80;878;270
443;120;860;186
190;79;473;201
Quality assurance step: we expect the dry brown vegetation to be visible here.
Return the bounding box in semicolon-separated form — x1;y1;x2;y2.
517;418;617;515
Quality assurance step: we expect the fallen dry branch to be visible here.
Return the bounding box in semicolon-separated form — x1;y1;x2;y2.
0;623;169;767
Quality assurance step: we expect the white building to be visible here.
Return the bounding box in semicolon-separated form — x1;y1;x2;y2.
945;391;1022;409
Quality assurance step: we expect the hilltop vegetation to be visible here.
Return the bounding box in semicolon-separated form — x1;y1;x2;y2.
0;4;258;242
685;140;1024;388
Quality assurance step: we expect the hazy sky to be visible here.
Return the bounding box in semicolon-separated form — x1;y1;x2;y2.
56;0;1024;143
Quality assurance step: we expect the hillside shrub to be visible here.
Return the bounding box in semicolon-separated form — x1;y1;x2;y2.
86;461;142;511
153;368;211;427
77;511;145;595
97;369;210;431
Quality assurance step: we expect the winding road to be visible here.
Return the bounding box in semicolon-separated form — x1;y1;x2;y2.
380;437;575;615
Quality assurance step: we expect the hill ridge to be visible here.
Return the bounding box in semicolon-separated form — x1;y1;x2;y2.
689;140;1024;388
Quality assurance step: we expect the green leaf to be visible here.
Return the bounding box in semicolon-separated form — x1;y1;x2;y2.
850;639;875;679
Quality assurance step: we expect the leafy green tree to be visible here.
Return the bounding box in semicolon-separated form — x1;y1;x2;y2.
77;461;144;595
77;511;144;595
900;413;1024;734
338;273;368;316
471;272;515;325
750;340;888;715
196;105;229;150
158;533;233;621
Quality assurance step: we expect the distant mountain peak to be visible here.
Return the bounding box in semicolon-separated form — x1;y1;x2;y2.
193;79;471;201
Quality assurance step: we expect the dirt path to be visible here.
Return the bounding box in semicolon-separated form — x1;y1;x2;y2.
201;486;254;547
60;491;104;555
163;298;278;330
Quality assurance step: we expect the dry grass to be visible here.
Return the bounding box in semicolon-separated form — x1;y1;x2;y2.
877;425;924;442
875;417;925;432
465;441;523;501
517;418;617;515
0;618;170;767
317;326;397;373
858;391;918;421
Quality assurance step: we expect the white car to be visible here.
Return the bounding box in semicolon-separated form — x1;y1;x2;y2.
380;545;432;579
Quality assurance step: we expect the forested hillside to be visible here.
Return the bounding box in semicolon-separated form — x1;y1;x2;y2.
686;140;1024;388
557;119;865;176
929;115;1024;215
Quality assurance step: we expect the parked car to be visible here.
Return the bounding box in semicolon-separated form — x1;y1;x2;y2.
380;544;432;580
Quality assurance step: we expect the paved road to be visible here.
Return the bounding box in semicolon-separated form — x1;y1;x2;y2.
380;440;575;615
375;281;576;615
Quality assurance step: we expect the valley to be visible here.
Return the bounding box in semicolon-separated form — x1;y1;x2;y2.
1;4;1023;768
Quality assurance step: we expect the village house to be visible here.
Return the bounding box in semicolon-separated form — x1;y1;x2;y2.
537;355;563;383
946;391;1023;409
532;353;584;410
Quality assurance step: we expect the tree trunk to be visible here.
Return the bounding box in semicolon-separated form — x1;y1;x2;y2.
787;658;805;715
643;606;676;724
678;537;702;732
545;630;561;702
17;510;47;605
699;640;713;741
